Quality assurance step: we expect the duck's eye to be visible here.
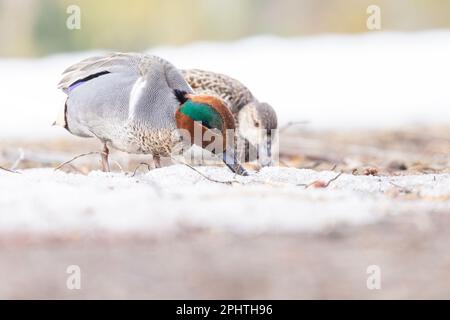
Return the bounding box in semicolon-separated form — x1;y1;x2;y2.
254;122;260;127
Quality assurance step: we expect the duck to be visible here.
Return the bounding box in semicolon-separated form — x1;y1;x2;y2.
55;52;248;175
181;69;278;166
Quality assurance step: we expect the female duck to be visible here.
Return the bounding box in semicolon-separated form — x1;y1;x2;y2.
181;69;278;166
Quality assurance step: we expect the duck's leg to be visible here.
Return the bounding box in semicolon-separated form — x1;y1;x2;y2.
153;154;161;168
101;142;110;172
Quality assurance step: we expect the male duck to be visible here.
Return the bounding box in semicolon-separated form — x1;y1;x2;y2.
181;69;278;166
55;53;247;175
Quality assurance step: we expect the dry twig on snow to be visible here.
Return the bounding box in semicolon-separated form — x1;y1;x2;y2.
279;121;309;133
170;157;239;185
10;148;25;171
298;171;344;189
131;162;153;177
54;151;100;171
0;165;20;174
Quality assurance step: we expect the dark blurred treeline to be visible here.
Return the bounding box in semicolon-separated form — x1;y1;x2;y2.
1;0;449;57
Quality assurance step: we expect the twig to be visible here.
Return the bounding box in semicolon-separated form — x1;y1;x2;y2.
54;151;100;171
279;121;309;133
10;148;25;171
0;165;20;174
2;149;68;165
322;171;343;187
171;157;238;185
304;161;322;169
305;154;344;165
127;162;163;196
68;164;85;175
389;181;413;194
298;171;343;188
278;159;293;168
112;160;124;173
277;159;337;171
131;162;152;177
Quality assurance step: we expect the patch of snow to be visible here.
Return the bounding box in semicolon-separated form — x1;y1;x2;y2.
0;166;448;235
1;31;450;139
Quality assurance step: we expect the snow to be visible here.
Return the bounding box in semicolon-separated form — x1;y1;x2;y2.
1;31;449;235
1;31;450;139
1;166;448;236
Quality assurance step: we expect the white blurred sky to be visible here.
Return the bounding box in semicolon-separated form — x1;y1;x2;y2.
0;31;449;139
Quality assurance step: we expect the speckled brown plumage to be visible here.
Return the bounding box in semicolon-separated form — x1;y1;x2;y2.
182;69;278;166
181;69;255;115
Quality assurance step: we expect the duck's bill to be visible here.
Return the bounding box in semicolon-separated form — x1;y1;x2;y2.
222;151;249;176
225;161;249;176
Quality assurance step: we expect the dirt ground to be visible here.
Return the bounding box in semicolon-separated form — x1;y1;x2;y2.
1;125;449;175
0;125;449;299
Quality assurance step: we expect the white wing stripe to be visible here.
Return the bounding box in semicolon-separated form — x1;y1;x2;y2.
128;77;147;119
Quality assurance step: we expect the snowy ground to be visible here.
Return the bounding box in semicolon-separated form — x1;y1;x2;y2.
1;164;450;299
1;166;449;236
0;32;449;298
0;31;448;235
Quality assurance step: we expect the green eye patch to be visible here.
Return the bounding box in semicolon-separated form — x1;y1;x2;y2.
179;100;223;131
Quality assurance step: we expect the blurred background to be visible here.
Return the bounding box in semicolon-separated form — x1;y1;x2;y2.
2;0;450;57
0;0;450;300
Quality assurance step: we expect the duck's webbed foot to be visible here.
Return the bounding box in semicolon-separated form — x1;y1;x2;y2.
101;143;110;172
